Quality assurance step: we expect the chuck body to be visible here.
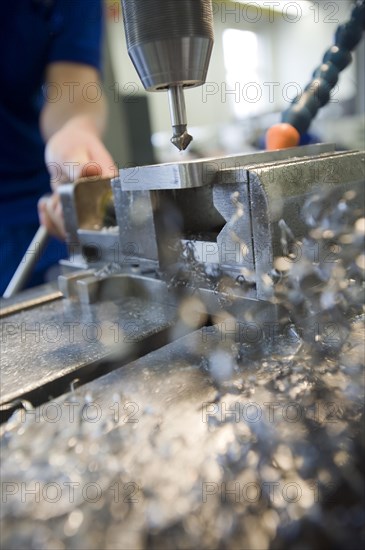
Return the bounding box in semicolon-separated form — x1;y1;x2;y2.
121;0;214;150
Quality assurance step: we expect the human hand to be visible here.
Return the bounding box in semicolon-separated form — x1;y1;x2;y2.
38;193;66;240
44;115;116;190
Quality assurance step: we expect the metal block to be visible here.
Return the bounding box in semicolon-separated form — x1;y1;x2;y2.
59;146;364;303
119;144;334;190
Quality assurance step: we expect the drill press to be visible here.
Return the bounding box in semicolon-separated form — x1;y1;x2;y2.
120;0;214;151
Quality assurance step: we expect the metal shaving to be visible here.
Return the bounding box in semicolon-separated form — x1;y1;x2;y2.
1;186;364;549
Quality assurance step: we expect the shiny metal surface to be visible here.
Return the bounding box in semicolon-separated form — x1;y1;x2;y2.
168;86;187;128
245;150;365;299
121;0;213;91
122;35;213;92
60;145;362;303
0;291;178;407
2;226;49;299
75;274;173;306
168;86;193;151
0;290;63;319
1;318;363;548
121;0;213;149
1;146;364;548
111;184;159;269
119;144;334;190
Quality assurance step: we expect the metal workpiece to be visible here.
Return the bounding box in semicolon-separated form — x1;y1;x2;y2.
119;143;334;191
119;146;363;286
168;85;193;151
59;146;363;304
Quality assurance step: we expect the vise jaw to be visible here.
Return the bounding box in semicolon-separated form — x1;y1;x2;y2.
59;144;364;306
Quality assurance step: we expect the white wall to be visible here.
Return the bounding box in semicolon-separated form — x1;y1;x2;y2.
272;0;356;108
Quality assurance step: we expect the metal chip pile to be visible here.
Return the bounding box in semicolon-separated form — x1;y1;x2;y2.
1;186;364;549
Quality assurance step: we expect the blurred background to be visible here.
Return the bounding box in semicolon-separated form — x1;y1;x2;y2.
102;0;365;166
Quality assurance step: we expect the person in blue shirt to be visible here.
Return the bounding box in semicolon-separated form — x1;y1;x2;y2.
0;0;115;295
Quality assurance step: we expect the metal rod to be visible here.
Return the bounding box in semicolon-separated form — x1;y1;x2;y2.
2;226;49;299
0;291;63;319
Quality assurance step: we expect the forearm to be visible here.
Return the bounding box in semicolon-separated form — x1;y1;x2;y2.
40;93;107;142
39;62;108;142
39;62;114;188
38;63;115;238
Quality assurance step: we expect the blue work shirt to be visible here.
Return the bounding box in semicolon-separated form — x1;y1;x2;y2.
0;0;102;296
0;0;102;293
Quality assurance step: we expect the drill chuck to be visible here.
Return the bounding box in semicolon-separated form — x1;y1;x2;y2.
121;0;214;150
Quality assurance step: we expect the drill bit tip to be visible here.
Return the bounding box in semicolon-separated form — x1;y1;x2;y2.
171;128;193;151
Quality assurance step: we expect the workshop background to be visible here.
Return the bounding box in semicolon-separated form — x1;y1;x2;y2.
103;0;365;166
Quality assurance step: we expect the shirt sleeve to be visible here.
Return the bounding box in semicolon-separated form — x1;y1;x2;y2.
47;0;103;71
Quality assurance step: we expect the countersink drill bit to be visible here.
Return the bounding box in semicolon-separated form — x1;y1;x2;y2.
168;86;193;151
